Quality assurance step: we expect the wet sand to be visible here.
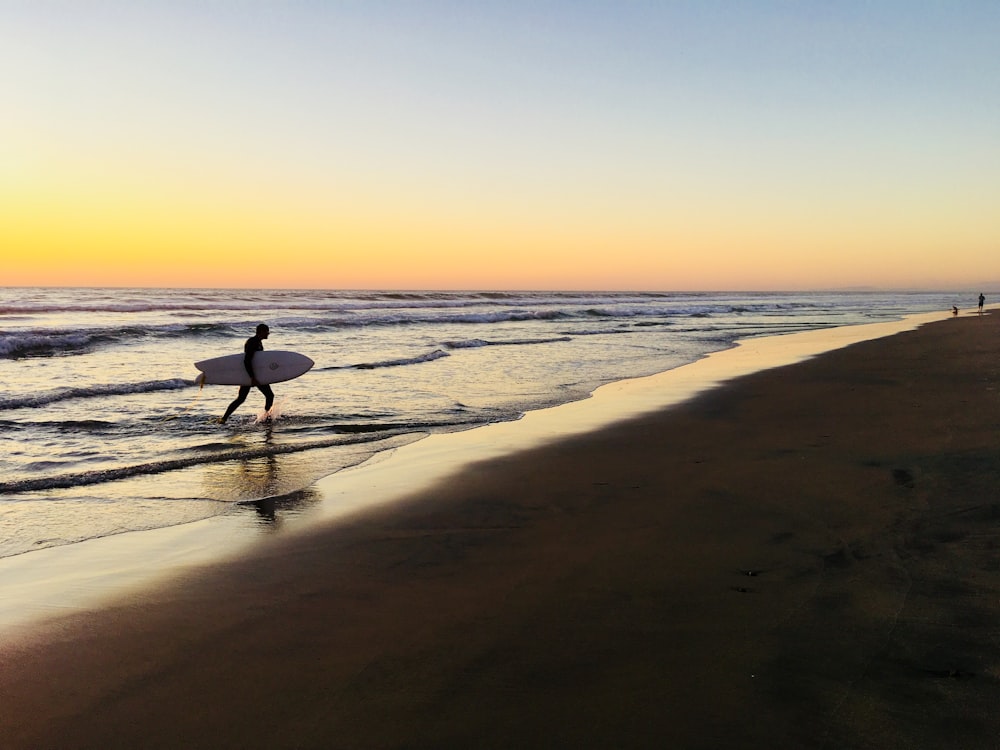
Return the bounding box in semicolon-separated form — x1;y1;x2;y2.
2;312;999;749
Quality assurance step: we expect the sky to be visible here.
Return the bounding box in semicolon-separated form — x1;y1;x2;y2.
2;1;998;291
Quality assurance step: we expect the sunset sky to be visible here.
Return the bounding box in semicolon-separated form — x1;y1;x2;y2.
2;1;998;290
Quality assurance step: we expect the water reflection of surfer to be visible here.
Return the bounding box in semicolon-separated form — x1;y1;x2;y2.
220;324;274;423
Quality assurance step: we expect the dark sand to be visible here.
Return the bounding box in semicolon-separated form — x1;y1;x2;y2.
2;313;999;749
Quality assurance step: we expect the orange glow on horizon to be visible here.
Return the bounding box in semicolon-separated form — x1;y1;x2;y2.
4;147;995;292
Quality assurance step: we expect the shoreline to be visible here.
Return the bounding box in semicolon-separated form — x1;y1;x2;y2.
0;310;950;635
3;309;999;747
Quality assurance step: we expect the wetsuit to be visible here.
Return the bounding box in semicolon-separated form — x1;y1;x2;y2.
221;334;274;422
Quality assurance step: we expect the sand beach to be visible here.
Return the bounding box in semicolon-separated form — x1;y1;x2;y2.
2;311;999;749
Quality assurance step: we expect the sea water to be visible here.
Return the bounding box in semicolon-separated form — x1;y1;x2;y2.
0;288;961;558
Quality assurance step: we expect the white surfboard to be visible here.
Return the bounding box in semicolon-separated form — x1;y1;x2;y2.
194;351;314;386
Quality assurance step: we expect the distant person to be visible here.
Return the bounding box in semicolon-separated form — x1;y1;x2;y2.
978;293;985;314
953;306;959;316
220;323;274;423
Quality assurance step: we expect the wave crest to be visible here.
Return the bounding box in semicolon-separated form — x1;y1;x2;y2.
352;349;450;370
0;379;193;410
444;336;571;349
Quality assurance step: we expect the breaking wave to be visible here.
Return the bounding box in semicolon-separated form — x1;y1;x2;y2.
0;379;195;410
351;349;451;369
444;336;572;349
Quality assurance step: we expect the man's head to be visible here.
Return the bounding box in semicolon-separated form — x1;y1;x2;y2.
256;323;270;339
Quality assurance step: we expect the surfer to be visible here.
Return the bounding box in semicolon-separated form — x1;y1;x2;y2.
220;324;274;423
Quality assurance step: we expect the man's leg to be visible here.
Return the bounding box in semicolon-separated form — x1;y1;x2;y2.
222;386;251;422
259;384;275;412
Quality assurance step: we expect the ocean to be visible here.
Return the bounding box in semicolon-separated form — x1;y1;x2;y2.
0;287;961;559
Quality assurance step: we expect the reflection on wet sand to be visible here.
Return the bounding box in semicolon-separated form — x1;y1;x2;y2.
200;425;324;526
245;488;322;527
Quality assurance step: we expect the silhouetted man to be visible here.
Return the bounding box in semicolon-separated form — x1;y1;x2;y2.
220;324;274;423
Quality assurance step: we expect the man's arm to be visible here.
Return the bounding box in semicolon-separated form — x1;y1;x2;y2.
243;338;259;384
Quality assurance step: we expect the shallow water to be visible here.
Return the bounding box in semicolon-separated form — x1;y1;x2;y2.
0;287;961;557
